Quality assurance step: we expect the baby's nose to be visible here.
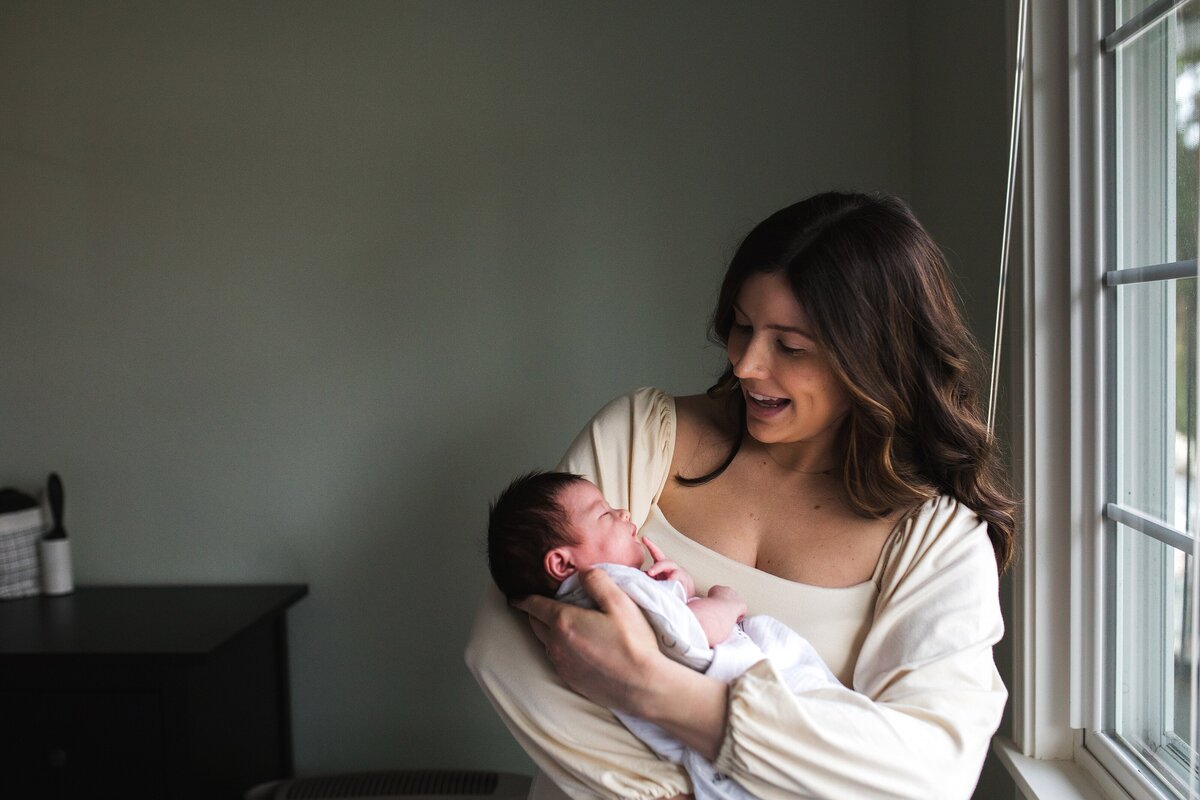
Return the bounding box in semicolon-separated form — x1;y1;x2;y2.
617;508;631;522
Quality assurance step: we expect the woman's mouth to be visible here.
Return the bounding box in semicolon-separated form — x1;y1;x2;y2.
746;389;791;410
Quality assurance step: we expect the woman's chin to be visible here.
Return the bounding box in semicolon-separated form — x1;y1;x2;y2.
745;407;790;436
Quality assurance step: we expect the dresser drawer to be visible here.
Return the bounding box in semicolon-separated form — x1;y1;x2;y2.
0;689;164;799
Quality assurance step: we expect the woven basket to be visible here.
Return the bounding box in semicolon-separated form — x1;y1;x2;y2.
0;507;46;599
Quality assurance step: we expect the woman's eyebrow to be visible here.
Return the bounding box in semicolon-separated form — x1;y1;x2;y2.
766;323;813;337
732;303;813;337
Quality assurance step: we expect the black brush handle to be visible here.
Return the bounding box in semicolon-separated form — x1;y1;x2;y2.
46;472;67;540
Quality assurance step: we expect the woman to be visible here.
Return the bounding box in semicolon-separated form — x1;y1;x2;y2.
466;191;1016;799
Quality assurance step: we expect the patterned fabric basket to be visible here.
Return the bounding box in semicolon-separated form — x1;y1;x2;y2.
0;507;46;599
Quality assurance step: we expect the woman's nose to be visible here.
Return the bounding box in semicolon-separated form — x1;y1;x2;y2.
731;336;769;380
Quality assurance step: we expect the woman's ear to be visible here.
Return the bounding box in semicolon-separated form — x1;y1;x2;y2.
545;547;576;582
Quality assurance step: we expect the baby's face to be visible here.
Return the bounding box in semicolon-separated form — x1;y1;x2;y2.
559;480;645;570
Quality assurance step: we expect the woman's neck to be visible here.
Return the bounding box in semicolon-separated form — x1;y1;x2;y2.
753;437;843;476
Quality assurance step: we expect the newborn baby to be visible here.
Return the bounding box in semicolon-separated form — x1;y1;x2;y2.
487;471;839;800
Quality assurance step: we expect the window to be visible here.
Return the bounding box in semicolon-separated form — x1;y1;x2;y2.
999;2;1200;799
1099;1;1200;796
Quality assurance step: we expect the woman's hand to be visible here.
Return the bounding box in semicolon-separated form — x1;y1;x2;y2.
515;567;667;715
516;567;731;761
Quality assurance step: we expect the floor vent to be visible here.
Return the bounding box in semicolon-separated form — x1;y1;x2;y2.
247;770;532;800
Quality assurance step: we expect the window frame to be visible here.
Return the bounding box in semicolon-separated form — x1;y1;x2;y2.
998;1;1200;798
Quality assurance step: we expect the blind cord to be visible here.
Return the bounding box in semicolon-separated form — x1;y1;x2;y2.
987;0;1029;434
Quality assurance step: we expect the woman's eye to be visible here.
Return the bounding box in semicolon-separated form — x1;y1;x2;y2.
779;342;806;356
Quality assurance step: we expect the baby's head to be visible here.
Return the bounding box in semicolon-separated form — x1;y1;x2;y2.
487;471;644;601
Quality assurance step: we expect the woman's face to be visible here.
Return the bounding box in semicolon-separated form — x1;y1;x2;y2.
727;271;851;449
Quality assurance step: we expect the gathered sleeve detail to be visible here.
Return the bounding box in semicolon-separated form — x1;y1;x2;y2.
556;387;676;528
465;585;691;800
465;388;687;799
713;495;1007;799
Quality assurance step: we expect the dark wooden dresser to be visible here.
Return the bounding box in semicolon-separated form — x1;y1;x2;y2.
0;584;307;799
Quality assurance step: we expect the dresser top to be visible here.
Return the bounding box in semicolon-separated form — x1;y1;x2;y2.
0;584;307;658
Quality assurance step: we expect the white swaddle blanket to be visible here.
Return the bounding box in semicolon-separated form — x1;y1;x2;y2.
556;563;839;800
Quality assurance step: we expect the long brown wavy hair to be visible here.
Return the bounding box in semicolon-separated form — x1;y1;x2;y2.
679;191;1016;572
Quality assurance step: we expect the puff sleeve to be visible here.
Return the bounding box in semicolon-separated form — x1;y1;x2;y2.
464;389;688;800
711;495;1007;799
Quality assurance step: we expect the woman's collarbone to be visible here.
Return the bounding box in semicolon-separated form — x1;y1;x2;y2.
661;477;892;585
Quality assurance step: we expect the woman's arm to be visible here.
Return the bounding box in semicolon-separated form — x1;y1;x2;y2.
465;584;693;799
517;568;732;760
523;497;1006;800
465;389;692;798
711;497;1006;799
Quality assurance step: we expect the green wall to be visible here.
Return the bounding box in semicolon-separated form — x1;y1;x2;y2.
0;1;1010;793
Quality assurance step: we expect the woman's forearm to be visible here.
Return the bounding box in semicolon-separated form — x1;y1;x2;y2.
517;568;732;764
635;656;730;761
469;586;694;797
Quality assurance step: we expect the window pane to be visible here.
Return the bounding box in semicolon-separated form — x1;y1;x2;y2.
1176;4;1200;263
1171;547;1195;749
1116;278;1196;531
1114;524;1199;796
1108;3;1200;798
1178;279;1198;530
1115;3;1200;270
1118;0;1160;29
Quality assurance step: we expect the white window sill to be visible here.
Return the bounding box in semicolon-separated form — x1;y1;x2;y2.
993;738;1124;800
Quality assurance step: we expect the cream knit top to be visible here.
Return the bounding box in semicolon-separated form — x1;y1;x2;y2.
466;389;1006;799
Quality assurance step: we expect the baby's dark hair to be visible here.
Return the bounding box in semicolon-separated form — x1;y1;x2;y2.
487;470;586;601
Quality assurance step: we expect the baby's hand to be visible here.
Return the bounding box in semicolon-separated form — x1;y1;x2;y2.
706;585;747;622
642;536;695;597
706;585;741;602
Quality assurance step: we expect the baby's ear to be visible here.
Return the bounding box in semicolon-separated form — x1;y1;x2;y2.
545;547;576;582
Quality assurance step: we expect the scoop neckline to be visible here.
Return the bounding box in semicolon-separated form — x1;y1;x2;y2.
653;390;903;591
645;504;894;592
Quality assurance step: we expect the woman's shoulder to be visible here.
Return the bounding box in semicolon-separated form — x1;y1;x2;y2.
670;392;736;475
906;493;985;530
876;494;997;589
581;387;675;434
559;388;681;517
583;388;721;427
673;391;725;429
561;388;677;472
